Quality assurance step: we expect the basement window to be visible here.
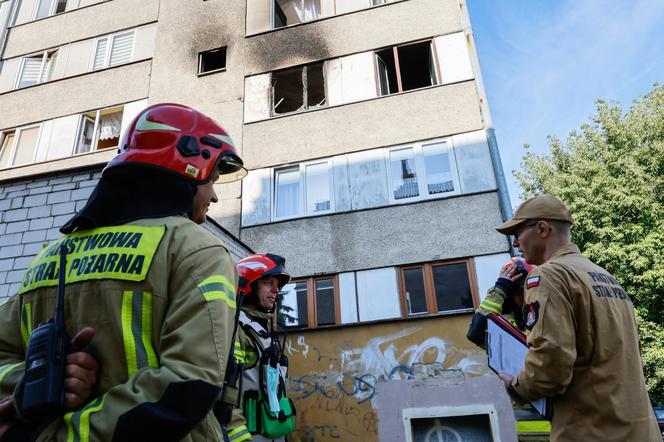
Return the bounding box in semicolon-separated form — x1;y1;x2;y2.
198;47;227;75
272;0;321;29
272;61;326;115
76;106;124;154
376;41;438;96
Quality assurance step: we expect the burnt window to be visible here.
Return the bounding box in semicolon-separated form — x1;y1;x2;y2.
198;47;227;75
376;41;438;96
272;61;326;115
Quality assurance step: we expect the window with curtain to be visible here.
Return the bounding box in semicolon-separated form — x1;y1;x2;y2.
275;167;301;219
91;31;134;71
76;106;124;154
11;127;40;167
0;132;16;169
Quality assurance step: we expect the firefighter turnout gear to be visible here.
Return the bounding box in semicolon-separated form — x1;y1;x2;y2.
511;244;660;442
0;216;238;441
230;305;295;442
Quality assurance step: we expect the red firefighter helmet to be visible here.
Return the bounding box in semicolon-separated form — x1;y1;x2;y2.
106;103;247;184
237;253;291;298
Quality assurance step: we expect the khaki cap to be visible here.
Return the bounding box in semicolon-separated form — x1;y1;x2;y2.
496;194;573;235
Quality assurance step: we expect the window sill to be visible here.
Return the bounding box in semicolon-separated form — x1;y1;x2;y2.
244;80;474;125
9;0;114;29
0;149;114;183
280;307;474;334
244;0;409;38
197;68;227;78
242;188;498;229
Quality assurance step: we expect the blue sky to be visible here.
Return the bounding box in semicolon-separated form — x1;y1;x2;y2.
466;0;664;207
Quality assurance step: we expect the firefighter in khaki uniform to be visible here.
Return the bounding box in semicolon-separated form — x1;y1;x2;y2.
495;195;660;442
0;103;248;440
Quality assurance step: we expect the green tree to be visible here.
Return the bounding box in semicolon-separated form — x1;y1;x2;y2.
515;84;664;403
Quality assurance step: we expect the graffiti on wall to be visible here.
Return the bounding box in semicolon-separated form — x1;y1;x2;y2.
284;323;489;441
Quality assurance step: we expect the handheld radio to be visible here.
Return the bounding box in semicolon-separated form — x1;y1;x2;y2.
20;244;71;417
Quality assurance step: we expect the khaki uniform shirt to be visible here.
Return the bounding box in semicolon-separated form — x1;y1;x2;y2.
512;244;660;442
0;216;237;441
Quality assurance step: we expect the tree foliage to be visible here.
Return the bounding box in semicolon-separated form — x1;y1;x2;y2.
514;84;664;403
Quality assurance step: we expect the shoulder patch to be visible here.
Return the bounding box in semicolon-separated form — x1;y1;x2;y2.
526;276;540;289
525;301;540;330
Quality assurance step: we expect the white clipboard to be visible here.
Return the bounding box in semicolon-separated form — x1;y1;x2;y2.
487;313;551;420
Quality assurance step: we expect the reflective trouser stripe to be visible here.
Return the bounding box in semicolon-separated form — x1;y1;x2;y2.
228;425;252;442
0;363;22;384
20;303;32;346
480;299;502;313
65;395;106;442
121;291;158;377
197;276;237;308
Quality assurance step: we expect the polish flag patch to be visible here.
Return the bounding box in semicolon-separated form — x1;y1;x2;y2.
526;276;540;289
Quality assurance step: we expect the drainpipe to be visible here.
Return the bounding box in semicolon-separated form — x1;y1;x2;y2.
457;0;515;253
0;0;19;72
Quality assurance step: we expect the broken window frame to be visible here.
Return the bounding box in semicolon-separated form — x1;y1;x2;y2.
90;30;136;71
272;158;335;221
74;105;124;155
279;275;340;329
197;46;227;76
271;61;327;116
398;259;478;318
375;39;439;96
384;138;459;204
15;49;58;89
0;124;42;169
32;0;67;20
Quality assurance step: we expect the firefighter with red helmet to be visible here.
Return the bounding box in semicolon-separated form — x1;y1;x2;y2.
226;254;295;442
0;103;246;440
467;257;537;347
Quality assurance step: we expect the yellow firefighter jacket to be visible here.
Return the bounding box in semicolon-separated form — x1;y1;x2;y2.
512;244;660;442
0;216;238;441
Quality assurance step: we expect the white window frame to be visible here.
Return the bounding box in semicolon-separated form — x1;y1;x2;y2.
89;29;136;71
13;49;58;89
31;0;67;20
272;158;335;221
384;137;460;204
402;404;501;442
0;124;42;168
74;105;125;155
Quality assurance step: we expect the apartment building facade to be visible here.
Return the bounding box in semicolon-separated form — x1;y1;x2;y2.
0;0;520;440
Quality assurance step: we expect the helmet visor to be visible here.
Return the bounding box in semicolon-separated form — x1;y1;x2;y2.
216;154;248;183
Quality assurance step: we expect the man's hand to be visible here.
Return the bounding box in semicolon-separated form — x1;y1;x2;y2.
64;327;99;410
0;396;15;436
499;260;523;282
498;372;527;406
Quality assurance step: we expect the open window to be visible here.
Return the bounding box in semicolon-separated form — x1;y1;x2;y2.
376;40;438;96
272;0;321;28
272;61;326;115
0;126;41;169
75;105;124;154
16;49;58;89
34;0;67;20
198;47;227;75
399;259;476;317
91;31;135;71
